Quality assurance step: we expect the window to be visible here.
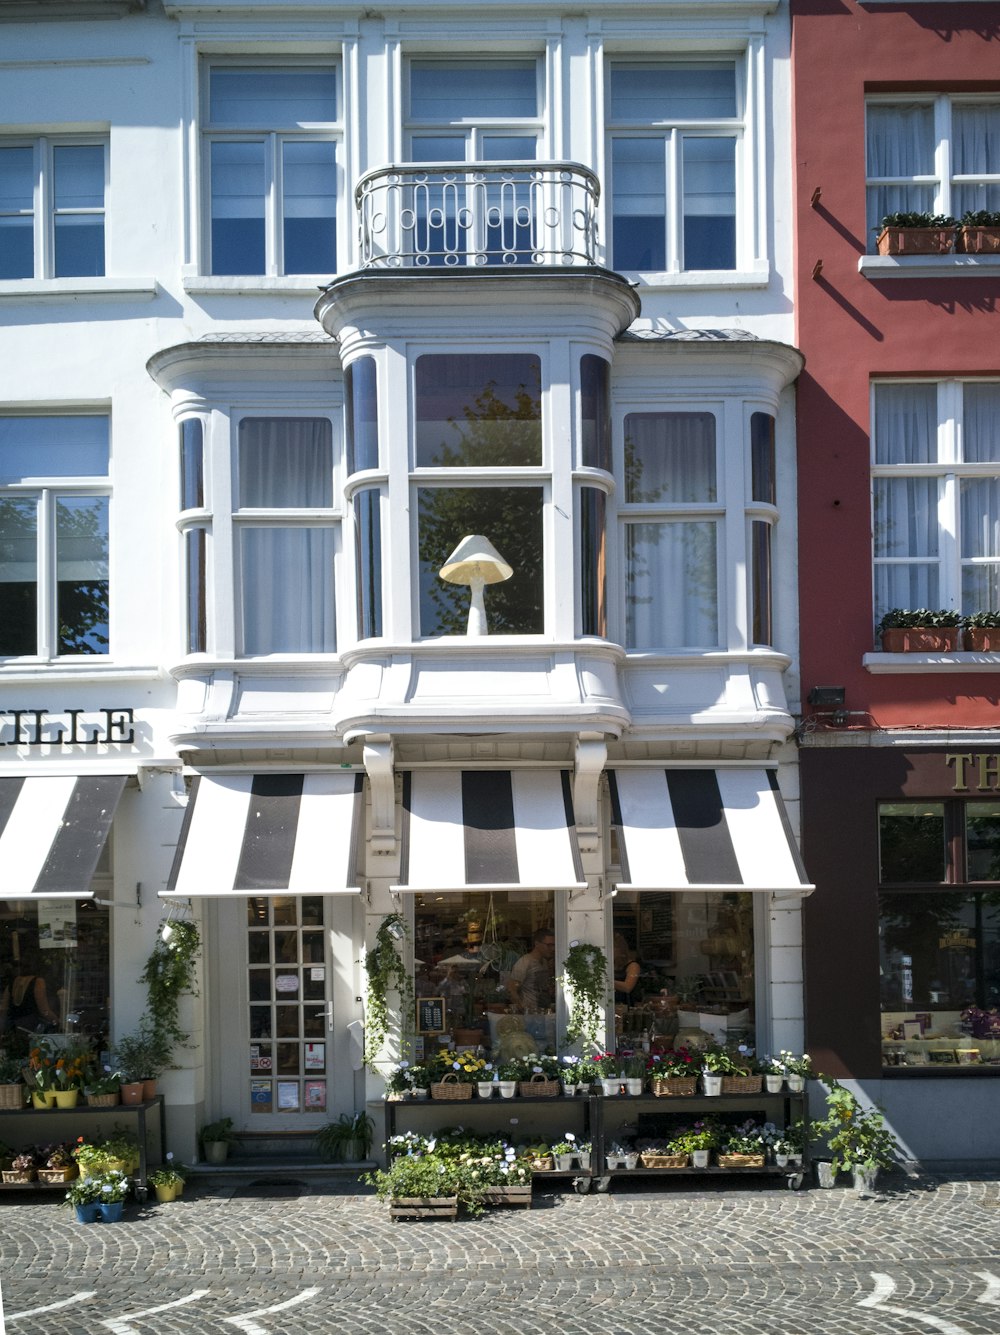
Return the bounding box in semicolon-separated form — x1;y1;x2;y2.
405;60;540;264
750;412;776;646
0;138;106;280
879;800;1000;1071
414;353;545;636
872;381;1000;623
612;891;756;1050
866;98;1000;252
621;410;720;649
234;417;337;654
580;355;611;638
345;358;382;640
204;65;339;276
180;418;207;655
0;415;109;658
608;62;740;273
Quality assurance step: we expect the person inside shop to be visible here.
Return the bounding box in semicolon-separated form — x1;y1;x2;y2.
613;932;642;1001
506;928;557;1048
0;953;61;1035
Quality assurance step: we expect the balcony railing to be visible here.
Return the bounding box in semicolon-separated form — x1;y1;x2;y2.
355;161;600;269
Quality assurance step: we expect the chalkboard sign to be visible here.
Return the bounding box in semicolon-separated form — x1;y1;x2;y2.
417;997;446;1034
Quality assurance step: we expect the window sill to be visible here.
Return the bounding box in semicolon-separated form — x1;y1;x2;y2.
859;255;1000;279
182;275;332;295
623;268;770;290
864;651;1000;673
0;663;163;683
0;277;157;302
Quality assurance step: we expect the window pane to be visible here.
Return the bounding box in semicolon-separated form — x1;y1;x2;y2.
624;412;716;503
0;218;33;279
879;892;987;1017
960;479;1000;559
963;383;1000;464
751;412;775;505
873;383;937;465
683;137;735;269
0;496;37;655
961;561;1000;612
415;354;541;467
238;418;332;507
56;495;109;655
281;140;336;275
0;415;108;481
967;803;1000;881
612;891;755;1050
626;521;718;649
210;141;266;275
0;146;33;209
580;355;611;472
751;519;772;647
53;145;103;209
345;357;378;475
185;527;207;655
417;486;543;636
54;215;104;278
0;147;34;280
210;67;337;126
580;486;607;638
410;136;466;163
873;477;939;558
952;104;1000;176
354;488;382;640
240;527;335;654
409;61;537;120
879;803;946;883
611;138;665;271
610;64;736;121
180;418;204;510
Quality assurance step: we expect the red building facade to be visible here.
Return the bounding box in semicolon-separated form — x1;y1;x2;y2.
792;0;1000;1161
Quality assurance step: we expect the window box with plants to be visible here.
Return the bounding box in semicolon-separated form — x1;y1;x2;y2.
875;212;957;256
964;611;1000;652
877;608;963;653
958;210;1000;255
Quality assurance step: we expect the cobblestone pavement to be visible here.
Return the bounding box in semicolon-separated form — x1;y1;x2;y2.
1;1172;999;1335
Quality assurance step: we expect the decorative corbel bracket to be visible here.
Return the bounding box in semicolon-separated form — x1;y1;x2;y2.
363;735;397;855
574;733;607;854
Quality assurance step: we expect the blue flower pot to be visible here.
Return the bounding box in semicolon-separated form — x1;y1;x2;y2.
97;1201;124;1223
75;1203;101;1224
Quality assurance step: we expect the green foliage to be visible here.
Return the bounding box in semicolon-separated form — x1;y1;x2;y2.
961;210;1000;227
878;212;957;230
877;607;963;631
315;1111;375;1162
138;919;201;1060
200;1117;234;1145
0;1055;23;1084
65;1169;130;1206
363;913;414;1069
148;1161;187;1187
965;610;1000;628
114;1022;169;1082
671;1122;718;1153
560;943;609;1047
810;1077;901;1174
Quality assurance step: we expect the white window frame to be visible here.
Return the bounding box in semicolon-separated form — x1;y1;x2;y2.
0;413;111;662
0;136;107;281
404;57;545;161
200;59;343;278
871;378;1000;622
605;54;754;279
865;94;1000;249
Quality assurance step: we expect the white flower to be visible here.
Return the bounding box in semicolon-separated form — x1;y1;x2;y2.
166;1152;174;1162
569;939;580;948
399;1060;409;1069
509;1118;518;1126
565;1132;576;1142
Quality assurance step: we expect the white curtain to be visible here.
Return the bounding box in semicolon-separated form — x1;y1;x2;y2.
238;417;331;507
952;104;1000;216
626;520;719;649
873;383;936;465
866;103;936;243
963;383;1000;463
624;412;716;503
873;384;940;616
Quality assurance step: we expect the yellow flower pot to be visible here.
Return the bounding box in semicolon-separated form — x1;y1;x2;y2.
53;1089;80;1109
32;1091;58;1110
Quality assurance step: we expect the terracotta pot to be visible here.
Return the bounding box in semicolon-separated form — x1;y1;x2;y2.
121;1082;145;1105
142;1079;157;1101
964;627;1000;652
876;226;956;256
881;627;960;653
958;226;1000;254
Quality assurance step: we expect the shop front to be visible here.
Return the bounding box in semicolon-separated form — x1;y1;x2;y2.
801;744;1000;1164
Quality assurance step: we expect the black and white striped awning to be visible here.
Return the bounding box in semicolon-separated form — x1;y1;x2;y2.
394;769;586;892
608;768;813;896
0;774;127;899
164;772;364;898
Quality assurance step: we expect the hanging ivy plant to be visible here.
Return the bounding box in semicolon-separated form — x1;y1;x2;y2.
363;912;414;1069
138;919;201;1059
561;941;609;1048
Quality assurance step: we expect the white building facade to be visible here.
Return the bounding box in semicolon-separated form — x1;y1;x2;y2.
0;0;806;1161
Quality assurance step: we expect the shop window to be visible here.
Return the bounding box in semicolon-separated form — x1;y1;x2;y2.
607;62;740;273
872;380;1000;623
0;414;109;659
0;138;106;280
621;410;720;649
865;97;1000;254
234;417;337;655
412;891;555;1058
879;799;1000;1070
414;353;545;637
612;891;756;1052
203;64;339;276
0;897;111;1061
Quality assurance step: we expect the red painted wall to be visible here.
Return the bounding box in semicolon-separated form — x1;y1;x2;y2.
792;0;1000;729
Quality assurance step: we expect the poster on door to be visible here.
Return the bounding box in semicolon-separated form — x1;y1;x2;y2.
304;1043;325;1072
251;1079;272;1114
304;1080;326;1110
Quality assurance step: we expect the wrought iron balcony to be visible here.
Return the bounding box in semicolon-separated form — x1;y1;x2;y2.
355;161;601;270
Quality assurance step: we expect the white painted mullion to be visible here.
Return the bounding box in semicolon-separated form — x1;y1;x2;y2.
37;488;54;659
36;137;52;280
939;380;962;607
935;95;951;216
666;130;680;273
267;131;281;277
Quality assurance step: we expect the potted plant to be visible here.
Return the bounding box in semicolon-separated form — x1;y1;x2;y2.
3;1150;38;1183
649;1047;699;1096
811;1078;900;1194
315;1111;375;1163
37;1143;78;1183
496;1058;522;1098
718;1120;767;1168
148;1158;187;1203
623;1052;647;1095
0;1055;25;1110
964;611;1000;652
558;1055;589;1095
114;1022;168;1104
958;210;1000;254
560;941;609;1048
877;608;963;653
85;1067;123;1108
362;1148;462;1219
200;1116;235;1165
673;1121;718;1167
875;211;957;256
518;1053;561;1098
589;1051;623;1096
65;1170;127;1223
90;1168;131;1222
550;1133;580;1170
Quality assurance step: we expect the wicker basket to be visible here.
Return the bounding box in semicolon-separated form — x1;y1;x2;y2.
518;1074;560;1098
718;1152;765;1169
650;1076;698;1098
639;1153;688;1169
86;1092;120;1108
529;1155;555;1171
430;1074;473;1101
37;1166;77;1183
0;1084;25;1111
2;1169;37;1183
721;1075;764;1095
